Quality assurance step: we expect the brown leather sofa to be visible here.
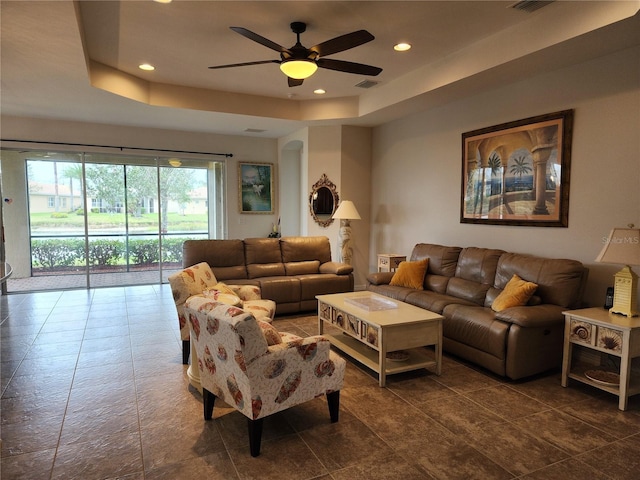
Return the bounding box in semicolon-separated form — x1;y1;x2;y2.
367;243;588;380
182;236;354;315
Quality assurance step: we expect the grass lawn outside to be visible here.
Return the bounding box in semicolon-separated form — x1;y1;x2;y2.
29;212;208;232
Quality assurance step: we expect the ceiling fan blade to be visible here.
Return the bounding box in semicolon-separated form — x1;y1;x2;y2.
317;58;382;76
230;27;292;55
209;60;280;70
288;77;304;87
310;30;374;57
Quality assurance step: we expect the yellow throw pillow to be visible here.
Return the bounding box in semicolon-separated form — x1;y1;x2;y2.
389;259;428;290
492;274;538;312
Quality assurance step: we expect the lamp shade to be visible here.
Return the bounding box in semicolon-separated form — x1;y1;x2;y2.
332;200;361;220
279;59;318;80
595;228;640;266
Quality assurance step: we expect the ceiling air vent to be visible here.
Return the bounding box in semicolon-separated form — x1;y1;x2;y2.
355;80;379;89
509;1;554;13
244;128;266;133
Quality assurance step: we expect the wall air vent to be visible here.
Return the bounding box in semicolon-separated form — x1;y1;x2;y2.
509;1;554;13
355;80;379;89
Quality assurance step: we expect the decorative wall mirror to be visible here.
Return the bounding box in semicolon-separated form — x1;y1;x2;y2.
309;173;339;227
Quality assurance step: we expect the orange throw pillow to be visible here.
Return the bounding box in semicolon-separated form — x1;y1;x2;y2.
492;274;538;312
389;259;428;290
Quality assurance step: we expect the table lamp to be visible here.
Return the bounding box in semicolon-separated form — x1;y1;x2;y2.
595;225;640;317
332;200;361;265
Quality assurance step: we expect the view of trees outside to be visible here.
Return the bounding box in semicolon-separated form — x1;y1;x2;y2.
27;157;210;280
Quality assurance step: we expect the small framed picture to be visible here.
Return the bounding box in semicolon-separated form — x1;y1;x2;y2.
238;162;274;214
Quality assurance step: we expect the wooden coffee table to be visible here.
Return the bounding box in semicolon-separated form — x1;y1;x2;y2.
317;291;443;387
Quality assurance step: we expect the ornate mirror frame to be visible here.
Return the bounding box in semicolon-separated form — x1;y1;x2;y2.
309;173;339;227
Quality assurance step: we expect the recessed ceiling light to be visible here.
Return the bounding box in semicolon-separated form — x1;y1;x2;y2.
153;0;172;4
394;43;411;52
139;63;155;71
314;89;326;95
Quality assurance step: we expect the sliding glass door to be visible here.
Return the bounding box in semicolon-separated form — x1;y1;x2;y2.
0;149;221;292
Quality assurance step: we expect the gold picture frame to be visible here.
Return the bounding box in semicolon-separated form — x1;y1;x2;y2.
461;110;573;227
238;162;274;214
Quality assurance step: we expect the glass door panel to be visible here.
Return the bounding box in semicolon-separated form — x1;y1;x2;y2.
84;158;127;287
125;163;160;286
26;156;87;289
158;162;209;278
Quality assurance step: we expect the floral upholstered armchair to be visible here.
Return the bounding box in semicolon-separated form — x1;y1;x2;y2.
184;295;346;457
168;262;275;364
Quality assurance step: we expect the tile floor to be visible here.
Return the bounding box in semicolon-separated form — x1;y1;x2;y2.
1;285;640;480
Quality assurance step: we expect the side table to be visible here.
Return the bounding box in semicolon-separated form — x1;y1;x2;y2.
377;254;406;273
561;307;640;410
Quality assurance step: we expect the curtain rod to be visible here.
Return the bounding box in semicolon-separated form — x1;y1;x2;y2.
0;138;234;158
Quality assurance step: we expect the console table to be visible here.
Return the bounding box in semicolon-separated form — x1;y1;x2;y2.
562;307;640;410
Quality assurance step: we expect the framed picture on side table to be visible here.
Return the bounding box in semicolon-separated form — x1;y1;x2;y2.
238;162;274;214
461;110;573;227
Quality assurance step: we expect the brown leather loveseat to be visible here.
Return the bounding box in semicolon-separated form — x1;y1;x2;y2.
182;236;354;314
367;243;588;380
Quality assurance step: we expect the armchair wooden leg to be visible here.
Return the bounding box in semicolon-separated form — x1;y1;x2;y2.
203;388;216;420
248;418;264;457
327;390;340;423
182;340;190;365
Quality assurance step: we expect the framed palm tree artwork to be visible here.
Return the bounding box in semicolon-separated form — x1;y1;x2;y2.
461;110;573;227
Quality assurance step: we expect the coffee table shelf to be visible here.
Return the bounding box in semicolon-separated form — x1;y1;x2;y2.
317;292;443;387
325;332;436;376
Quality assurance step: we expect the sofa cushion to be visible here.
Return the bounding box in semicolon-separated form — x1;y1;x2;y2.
491;274;538;312
446;277;490;306
182;240;247;279
455;247;504;284
284;260;320;275
410;244;461;277
257;277;301;304
424;274;451;294
366;284;414;302
245;237;283;263
248;263;286;279
495;253;586;308
280;236;332;264
390;259;428;289
405;290;476;314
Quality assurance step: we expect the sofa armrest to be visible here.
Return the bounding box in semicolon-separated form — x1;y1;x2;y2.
319;262;354;275
366;271;394;286
494;304;565;328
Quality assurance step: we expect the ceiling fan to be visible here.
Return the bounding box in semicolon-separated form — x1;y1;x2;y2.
209;22;383;87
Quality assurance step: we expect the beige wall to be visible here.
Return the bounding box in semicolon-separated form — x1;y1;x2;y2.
370;46;640;308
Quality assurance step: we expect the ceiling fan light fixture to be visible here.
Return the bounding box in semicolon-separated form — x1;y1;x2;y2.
280;59;318;79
